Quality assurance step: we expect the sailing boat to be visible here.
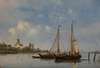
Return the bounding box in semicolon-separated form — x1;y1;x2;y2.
55;22;81;60
33;22;81;60
38;25;62;59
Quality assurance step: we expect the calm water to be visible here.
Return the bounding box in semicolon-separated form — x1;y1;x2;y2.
0;54;100;68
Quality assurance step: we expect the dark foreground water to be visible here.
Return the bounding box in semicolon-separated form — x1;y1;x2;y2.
0;54;100;68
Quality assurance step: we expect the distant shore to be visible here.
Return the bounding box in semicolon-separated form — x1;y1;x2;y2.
0;42;48;54
0;48;48;54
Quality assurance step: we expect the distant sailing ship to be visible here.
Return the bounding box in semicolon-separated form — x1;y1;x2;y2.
33;22;81;60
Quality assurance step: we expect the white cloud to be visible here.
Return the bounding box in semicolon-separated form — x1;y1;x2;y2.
8;27;16;36
16;21;30;32
8;21;52;38
8;20;54;48
28;25;52;37
8;21;31;35
27;24;42;37
28;28;39;36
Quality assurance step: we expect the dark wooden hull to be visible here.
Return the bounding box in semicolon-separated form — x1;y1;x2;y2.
55;54;81;63
39;52;81;60
39;53;55;59
55;54;81;60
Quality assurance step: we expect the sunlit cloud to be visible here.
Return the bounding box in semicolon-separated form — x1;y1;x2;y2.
8;27;16;36
8;20;53;41
28;26;41;37
16;21;30;32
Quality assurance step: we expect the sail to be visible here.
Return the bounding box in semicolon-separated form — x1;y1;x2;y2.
49;25;61;54
69;21;80;55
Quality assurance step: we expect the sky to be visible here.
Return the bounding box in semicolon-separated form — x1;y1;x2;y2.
0;0;100;51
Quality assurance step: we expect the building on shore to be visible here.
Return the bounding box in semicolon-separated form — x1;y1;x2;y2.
15;39;23;49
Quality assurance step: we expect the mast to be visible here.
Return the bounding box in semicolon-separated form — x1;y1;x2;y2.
49;25;61;53
57;25;61;53
70;21;74;55
70;21;80;55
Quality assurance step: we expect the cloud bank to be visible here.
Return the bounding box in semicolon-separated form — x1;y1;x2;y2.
0;0;100;50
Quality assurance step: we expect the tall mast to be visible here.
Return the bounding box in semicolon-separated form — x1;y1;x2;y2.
49;25;61;53
70;21;74;54
57;25;61;53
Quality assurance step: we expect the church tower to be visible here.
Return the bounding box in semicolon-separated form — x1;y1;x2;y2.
15;38;23;49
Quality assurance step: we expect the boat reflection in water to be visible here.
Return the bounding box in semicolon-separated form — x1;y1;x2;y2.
55;59;78;68
72;63;78;68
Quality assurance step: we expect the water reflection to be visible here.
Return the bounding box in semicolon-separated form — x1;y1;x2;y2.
54;59;78;68
72;63;77;68
55;58;81;63
0;54;100;68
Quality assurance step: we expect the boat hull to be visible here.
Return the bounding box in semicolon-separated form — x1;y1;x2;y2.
55;54;81;63
39;53;55;59
32;55;40;58
55;54;81;60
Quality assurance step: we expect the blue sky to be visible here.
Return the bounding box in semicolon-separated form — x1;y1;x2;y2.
0;0;100;51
